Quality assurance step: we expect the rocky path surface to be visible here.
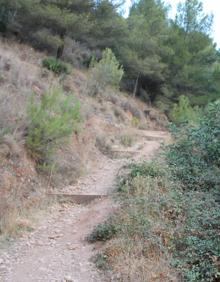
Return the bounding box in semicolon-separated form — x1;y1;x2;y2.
0;130;167;282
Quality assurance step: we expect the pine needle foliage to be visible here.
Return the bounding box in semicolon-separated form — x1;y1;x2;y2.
170;95;202;125
26;88;81;167
89;48;124;95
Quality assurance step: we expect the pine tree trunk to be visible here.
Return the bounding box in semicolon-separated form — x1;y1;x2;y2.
133;73;140;98
56;33;65;59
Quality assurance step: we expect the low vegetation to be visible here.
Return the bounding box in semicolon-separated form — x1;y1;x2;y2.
120;134;134;147
170;95;202;125
95;135;113;157
42;57;71;75
88;48;124;96
87;216;118;243
88;100;220;282
167;100;220;190
26;88;81;169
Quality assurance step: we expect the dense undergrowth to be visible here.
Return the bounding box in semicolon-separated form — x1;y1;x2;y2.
88;100;220;282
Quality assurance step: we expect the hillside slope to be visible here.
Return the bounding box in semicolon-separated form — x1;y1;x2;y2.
0;37;167;237
0;130;168;282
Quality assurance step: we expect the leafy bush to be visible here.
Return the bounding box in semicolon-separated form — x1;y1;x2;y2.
165;100;220;281
87;217;118;243
92;253;109;270
42;57;71;75
171;191;220;282
118;161;220;281
170;95;202;125
26;88;80;167
88;48;124;96
167;99;220;190
91;113;220;281
129;161;166;179
118;161;166;194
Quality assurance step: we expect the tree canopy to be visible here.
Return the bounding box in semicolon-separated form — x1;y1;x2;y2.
0;0;220;114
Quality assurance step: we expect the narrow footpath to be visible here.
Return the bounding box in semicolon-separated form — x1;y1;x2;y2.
0;130;167;282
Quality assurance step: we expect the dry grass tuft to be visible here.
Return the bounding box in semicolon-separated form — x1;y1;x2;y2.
0;133;45;237
119;134;135;147
95;135;113;157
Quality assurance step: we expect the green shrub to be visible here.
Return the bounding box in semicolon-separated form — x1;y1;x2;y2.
118;160;220;281
42;57;71;75
171;191;220;282
118;161;166;194
119;198;151;239
26;88;80;167
165;100;220;280
87;217;118;243
129;161;166;179
170;95;202;125
88;48;124;96
92;253;109;270
166;99;220;190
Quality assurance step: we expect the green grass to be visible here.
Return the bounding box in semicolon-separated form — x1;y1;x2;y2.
42;57;71;75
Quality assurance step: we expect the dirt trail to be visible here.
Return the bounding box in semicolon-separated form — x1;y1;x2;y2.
0;130;167;282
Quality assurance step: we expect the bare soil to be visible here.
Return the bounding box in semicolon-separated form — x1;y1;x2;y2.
0;130;167;282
